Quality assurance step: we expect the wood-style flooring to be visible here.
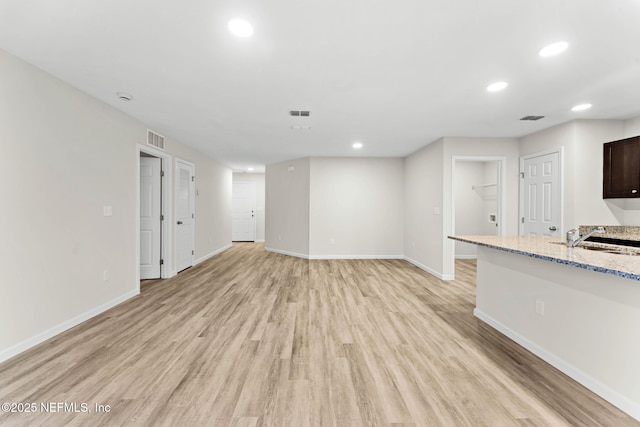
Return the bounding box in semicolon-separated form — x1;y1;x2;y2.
0;243;637;426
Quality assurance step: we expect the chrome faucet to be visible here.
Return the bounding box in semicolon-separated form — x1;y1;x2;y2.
569;226;605;248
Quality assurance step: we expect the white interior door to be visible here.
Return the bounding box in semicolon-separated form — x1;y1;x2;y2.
176;160;195;272
140;157;162;279
521;151;561;237
232;182;256;241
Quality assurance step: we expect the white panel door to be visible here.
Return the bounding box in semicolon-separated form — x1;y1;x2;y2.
232;182;256;241
140;157;162;279
521;151;561;237
176;160;195;273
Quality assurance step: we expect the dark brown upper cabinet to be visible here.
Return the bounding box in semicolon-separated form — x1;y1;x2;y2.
603;136;640;198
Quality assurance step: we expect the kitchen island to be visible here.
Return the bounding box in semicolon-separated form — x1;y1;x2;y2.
449;235;640;421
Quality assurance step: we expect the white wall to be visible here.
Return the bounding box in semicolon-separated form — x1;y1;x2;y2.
309;158;403;258
232;173;266;242
454;162;497;258
519;120;627;230
265;158;310;258
483;161;499;234
404;139;446;278
625;117;640;137
0;48;231;362
443;137;520;278
169;143;232;266
475;246;640;420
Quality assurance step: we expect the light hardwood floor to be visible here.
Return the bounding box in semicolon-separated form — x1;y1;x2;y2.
0;243;637;426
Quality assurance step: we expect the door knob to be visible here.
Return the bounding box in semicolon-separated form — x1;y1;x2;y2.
549;226;557;231
177;221;183;225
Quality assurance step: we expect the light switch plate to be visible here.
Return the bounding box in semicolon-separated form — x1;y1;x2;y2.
103;206;113;217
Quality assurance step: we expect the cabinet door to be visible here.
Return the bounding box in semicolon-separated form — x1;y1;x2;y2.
603;136;640;198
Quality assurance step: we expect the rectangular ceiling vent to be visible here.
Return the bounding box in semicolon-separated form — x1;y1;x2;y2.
290;110;310;117
147;129;165;150
520;115;545;121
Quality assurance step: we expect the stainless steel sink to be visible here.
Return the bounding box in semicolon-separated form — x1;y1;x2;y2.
581;246;638;256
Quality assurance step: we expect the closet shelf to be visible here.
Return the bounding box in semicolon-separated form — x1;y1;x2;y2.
472;183;497;200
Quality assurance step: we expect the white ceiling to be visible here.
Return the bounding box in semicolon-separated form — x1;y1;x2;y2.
1;0;640;172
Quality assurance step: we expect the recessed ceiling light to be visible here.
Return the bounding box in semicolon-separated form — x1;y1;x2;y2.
352;142;363;149
539;41;569;57
228;19;253;37
486;81;508;92
571;103;592;112
247;167;254;171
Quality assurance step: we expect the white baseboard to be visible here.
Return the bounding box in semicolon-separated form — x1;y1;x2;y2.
455;254;477;260
265;248;405;261
474;308;640;422
403;256;454;280
0;289;139;364
265;247;310;259
255;239;265;243
194;243;232;265
308;254;404;260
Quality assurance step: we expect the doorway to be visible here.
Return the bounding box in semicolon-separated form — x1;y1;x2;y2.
520;149;563;237
140;153;162;279
450;156;506;277
232;182;257;241
137;145;172;284
175;159;195;273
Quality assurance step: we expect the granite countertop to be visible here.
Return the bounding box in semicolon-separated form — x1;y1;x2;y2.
448;235;640;281
578;225;640;242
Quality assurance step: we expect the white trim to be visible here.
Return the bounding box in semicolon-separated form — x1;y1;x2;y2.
0;290;139;363
403;256;454;280
308;254;403;260
255;239;265;243
194;244;232;265
519;147;564;236
455;254;477;260
474;308;640;422
136;144;173;283
265;247;310;259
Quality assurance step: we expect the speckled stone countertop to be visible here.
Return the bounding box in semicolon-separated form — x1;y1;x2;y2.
578;225;640;241
448;235;640;281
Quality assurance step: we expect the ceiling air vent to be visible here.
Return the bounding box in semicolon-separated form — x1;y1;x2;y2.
520;115;545;121
147;129;165;150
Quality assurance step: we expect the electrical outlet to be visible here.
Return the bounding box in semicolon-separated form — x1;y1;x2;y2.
329;238;335;245
433;207;440;215
536;299;545;316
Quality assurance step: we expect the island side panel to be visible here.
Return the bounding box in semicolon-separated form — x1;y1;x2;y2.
474;245;640;420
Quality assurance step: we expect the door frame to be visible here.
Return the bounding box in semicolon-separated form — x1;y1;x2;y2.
519;147;564;236
136;144;173;287
450;155;506;278
175;158;196;273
